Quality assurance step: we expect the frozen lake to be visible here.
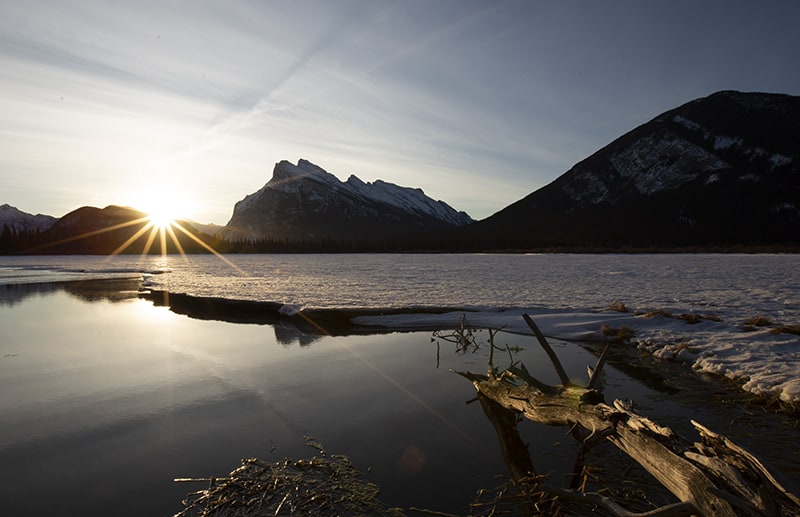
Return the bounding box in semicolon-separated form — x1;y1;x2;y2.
2;253;797;318
0;254;799;514
3;253;799;400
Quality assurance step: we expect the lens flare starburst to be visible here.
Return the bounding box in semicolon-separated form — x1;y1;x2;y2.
27;200;243;274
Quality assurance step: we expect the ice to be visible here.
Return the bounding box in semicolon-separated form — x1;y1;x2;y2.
2;253;798;404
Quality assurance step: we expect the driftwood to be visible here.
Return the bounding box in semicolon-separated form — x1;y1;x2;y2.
455;314;800;516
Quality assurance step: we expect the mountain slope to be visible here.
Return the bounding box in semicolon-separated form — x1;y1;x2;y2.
222;159;473;241
0;204;57;233
26;205;209;254
462;90;800;248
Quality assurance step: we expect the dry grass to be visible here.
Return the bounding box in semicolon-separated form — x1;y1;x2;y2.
771;325;800;336
640;310;722;324
641;310;674;319
741;317;799;335
600;324;635;342
743;316;774;327
174;439;404;517
742;316;776;332
606;301;629;313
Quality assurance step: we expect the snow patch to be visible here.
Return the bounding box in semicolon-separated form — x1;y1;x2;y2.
0;204;57;233
608;132;728;195
561;171;609;204
770;154;793;169
713;135;743;151
770;202;797;214
737;174;760;183
353;308;800;404
673;115;704;133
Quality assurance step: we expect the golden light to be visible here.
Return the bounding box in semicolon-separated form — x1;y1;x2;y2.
131;188;194;230
26;184;245;275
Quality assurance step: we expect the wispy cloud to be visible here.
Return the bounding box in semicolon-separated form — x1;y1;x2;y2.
1;1;799;222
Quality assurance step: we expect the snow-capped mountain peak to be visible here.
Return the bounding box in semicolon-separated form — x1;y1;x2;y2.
344;175;472;226
0;204;57;233
223;159;473;241
270;159;344;191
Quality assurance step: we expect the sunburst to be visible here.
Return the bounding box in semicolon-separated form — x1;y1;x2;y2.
121;216;243;274
27;198;243;274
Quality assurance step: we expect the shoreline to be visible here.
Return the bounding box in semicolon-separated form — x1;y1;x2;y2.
136;287;800;414
139;288;478;335
4;261;799;411
4;244;800;256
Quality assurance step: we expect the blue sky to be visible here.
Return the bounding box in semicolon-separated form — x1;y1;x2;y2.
1;1;799;224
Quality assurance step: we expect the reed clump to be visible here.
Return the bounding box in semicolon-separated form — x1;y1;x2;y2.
606;300;629;313
600;324;635;342
174;439;403;517
640;310;722;324
771;324;800;336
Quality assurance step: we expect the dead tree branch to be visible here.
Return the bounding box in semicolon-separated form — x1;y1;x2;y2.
456;315;800;516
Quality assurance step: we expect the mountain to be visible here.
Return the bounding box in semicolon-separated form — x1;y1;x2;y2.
33;205;149;254
28;205;211;254
460;90;800;249
222;159;473;242
183;220;223;237
0;204;57;233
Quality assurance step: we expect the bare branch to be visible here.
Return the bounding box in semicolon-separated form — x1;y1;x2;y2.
522;313;571;386
588;344;610;390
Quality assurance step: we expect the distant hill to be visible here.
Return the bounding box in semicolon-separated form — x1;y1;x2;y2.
0;204;58;252
221;159;473;243
10;205;212;255
0;204;57;233
457;90;800;249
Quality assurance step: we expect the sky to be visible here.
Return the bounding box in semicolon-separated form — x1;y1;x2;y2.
1;1;799;225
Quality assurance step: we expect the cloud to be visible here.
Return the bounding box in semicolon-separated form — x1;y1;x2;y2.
1;1;800;222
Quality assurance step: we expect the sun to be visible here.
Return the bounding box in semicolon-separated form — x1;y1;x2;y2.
146;205;182;229
130;189;194;229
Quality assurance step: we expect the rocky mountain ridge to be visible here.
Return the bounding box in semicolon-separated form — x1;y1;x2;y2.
460;90;799;248
0;204;57;234
3;90;798;252
222;159;473;241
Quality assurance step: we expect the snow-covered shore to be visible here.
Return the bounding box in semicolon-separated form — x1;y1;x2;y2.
353;307;800;404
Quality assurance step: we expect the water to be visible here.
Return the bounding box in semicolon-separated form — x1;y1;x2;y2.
1;254;799;515
2;253;798;320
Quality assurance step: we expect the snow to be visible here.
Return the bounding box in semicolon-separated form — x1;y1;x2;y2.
269;159;345;193
608;132;728;195
738;173;761;183
672;115;703;132
0;204;57;233
352;308;800;404
4;253;798;405
250;159;472;226
713;135;743;151
770;154;793;168
563;131;731;204
345;175;472;225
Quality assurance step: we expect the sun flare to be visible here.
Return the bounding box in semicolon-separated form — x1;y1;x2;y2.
130;189;194;229
146;207;181;230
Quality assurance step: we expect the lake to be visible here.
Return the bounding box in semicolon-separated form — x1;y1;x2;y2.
1;254;798;515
